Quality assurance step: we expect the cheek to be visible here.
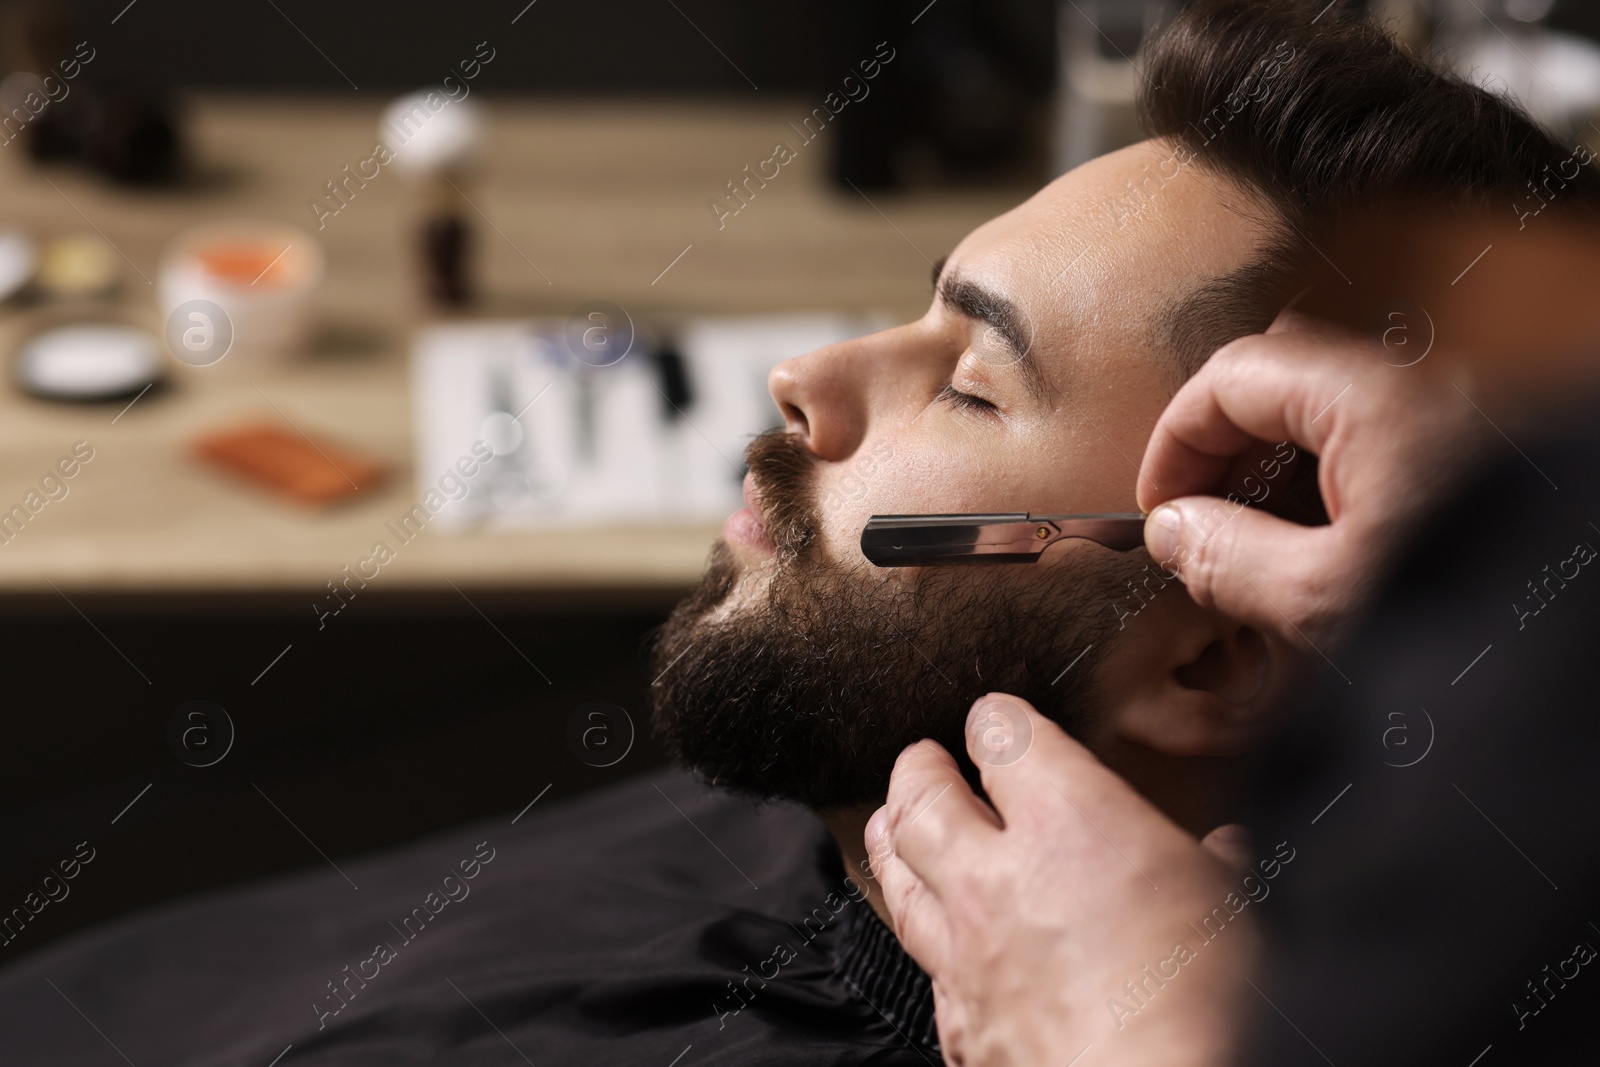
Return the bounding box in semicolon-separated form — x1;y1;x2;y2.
816;439;922;560
814;431;1032;561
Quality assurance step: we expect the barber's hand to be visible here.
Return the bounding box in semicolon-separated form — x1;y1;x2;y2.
867;694;1257;1067
1138;316;1483;650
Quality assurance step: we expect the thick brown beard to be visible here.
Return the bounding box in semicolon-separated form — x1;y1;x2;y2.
646;431;1147;811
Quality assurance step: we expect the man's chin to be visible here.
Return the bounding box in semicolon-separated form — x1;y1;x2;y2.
647;539;971;810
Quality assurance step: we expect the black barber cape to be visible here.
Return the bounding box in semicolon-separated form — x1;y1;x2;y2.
0;773;940;1066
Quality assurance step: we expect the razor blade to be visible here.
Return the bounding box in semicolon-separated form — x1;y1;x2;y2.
861;513;1147;566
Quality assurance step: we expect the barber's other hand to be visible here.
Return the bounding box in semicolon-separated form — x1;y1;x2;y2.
1138;316;1482;650
867;694;1257;1067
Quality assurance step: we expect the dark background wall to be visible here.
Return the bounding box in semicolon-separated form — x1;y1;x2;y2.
23;0;1053;94
71;0;839;94
20;0;1600;97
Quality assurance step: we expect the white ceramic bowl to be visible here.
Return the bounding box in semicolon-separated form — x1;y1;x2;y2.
159;220;324;372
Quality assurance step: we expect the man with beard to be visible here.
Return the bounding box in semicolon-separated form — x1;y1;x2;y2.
645;0;1598;1059
5;3;1597;1066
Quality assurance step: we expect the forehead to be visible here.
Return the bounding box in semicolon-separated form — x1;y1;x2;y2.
945;139;1273;371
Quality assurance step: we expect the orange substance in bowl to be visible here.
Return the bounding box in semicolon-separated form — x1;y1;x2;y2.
197;242;293;287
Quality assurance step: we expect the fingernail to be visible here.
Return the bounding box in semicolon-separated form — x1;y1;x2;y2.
1146;504;1183;565
968;693;1035;767
967;693;1014;734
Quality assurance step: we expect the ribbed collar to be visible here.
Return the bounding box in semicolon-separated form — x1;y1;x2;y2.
833;897;943;1061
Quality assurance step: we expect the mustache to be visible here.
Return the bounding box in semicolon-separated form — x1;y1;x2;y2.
743;429;819;561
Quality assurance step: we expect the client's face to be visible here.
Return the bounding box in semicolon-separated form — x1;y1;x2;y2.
651;140;1279;813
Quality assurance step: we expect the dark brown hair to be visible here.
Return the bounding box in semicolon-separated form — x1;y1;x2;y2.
1140;0;1600;373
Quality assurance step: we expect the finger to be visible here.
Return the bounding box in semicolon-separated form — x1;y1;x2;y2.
964;691;1096;794
1137;332;1367;514
864;805;953;976
880;739;1001;892
965;693;1172;840
1199;823;1253;875
1142;496;1358;646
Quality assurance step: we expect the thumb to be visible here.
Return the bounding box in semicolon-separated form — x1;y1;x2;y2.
1199;823;1253;874
1143;497;1346;648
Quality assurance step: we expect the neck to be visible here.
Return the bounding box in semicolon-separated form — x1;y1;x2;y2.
820;808;894;929
1097;740;1261;839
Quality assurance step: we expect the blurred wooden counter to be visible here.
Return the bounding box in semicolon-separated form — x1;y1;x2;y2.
0;95;1021;599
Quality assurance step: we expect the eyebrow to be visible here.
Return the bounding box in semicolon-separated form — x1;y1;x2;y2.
931;259;1052;407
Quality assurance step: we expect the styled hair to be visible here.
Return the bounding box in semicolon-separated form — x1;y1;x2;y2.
1139;0;1600;373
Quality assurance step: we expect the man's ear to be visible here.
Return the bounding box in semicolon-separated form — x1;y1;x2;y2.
1266;306;1329;335
1093;579;1291;758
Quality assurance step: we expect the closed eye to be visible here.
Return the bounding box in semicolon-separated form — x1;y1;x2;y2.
934;383;998;414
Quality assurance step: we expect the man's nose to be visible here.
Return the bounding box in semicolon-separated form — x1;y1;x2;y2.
768;339;872;463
